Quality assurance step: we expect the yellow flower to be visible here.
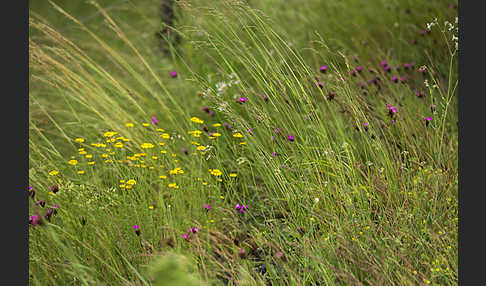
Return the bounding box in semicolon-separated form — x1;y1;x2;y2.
120;184;126;188
68;160;78;166
212;133;221;137
220;195;224;200
125;122;134;128
191;141;200;146
77;170;85;175
49;170;59;176
122;138;130;142
158;142;165;146
102;154;108;158
106;138;116;143
217;178;222;182
196;146;206;151
103;131;118;137
159;175;167;179
114;142;123;148
86;154;93;159
212;123;221;127
210;169;222;176
151;156;159;160
120;180;125;183
156;128;165;132
142;123;149;127
210;219;215;223
202;182;208;186
79;151;87;155
148;205;154;210
126;179;136;185
160;133;170;139
88;161;95;165
168;183;179;189
125;185;132;189
229;173;237;177
233;133;243;138
190;117;204;124
74;138;85;143
141;143;155;149
161;150;167;154
78;148;85;152
240;142;246;145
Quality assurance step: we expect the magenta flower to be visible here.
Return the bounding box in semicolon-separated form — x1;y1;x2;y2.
133;224;141;236
223;122;233;131
403;63;410;70
271;151;277;157
391;75;399;83
356;66;362;73
380;60;387;67
350;69;357;77
36;200;46;208
384;65;391;72
418;67;426;73
386;104;398;117
239;248;246;258
209;110;215;116
151;116;159;125
29;186;35;199
416;91;424;98
400;76;406;83
420;30;425;36
235;204;248;214
360;82;365;89
327;91;335;100
431;104;437;112
170;70;178;77
191;227;199;234
204;204;211;211
182;232;190;239
259;93;269;102
287;135;295;142
237;97;248;103
29;214;43;227
274;128;280;133
425;116;432;126
320;65;328;73
49;184;59;194
316;81;324;89
202;107;209;112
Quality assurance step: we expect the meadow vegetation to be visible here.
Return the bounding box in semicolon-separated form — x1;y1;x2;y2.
29;0;458;285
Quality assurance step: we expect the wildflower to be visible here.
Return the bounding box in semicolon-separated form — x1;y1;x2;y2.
420;29;425;36
360;82;365;89
271;151;277;157
191;227;199;234
196;146;206;151
356;66;362;73
233;133;243;138
350;69;356;76
212;123;221;127
125;122;134;127
223;122;233;131
181;147;188;155
74;138;85;143
29;214;43;227
126;179;136;185
151;116;158;125
210;169;222;176
170;70;178;78
103;131;117;137
141;143;155;149
237;97;248;103
416;91;425;98
425;116;432;126
148;205;154;210
49;170;59;176
288;135;295;142
44;208;56;221
235;204;248;214
202;107;209;113
391;75;399;83
133;225;141;236
259;93;269;102
49;184;59;194
142;123;149;127
36;200;46;208
209;110;215;116
190;117;204;124
384;65;391;72
229;173;237;177
403;63;410;70
400;76;406;83
77;170;85;175
386;104;398;117
159;175;167;179
29;187;35;199
182;232;190;240
327;91;335;100
319;65;328;73
204;204;211;211
316;81;324;89
431;104;437;112
168;183;179;189
114;142;123;148
239;248;246;259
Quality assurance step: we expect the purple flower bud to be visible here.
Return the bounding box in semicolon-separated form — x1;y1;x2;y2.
356;66;362;72
201;107;209;112
360;82;365;89
204;204;211;211
170;70;178;78
259;93;268;102
420;30;425;36
36;200;46;208
271;152;277;157
319;65;328;73
182;232;190;239
400;76;406;83
237;97;248;103
403;63;410;69
239;248;246;258
151;116;159;125
350;69;356;77
29;214;43;227
391;75;399;83
316;81;324;89
134;225;141;236
425;116;432;126
416;91;425;98
380;60;388;67
223;122;233;131
29;187;35;199
287;135;295;142
49;184;59;194
191;227;199;234
208;110;215;116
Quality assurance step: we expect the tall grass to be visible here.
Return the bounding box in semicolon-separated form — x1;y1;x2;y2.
29;0;458;285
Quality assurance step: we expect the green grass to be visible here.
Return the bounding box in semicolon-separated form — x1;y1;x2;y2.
29;0;458;285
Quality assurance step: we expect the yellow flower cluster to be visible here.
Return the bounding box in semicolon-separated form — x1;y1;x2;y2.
169;167;184;175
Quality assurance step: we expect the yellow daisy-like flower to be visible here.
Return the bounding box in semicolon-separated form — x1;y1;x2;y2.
191;141;200;146
240;142;246;145
102;154;108;158
210;219;215;223
168;183;179;189
156;128;165;132
160;133;170;139
151;156;158;160
196;146;206;151
126;179;136;185
142;123;149;127
109;152;115;155
49;170;59;176
103;131;118;137
68;160;78;166
190;117;204;124
120;184;126;188
212;123;222;127
210;169;222;176
88;161;95;165
233;133;243;138
229;173;237;177
125;185;133;189
220;195;224;200
122;138;130;142
148;205;154;210
212;133;221;137
106;138;116;143
78;148;85;152
74;138;85;143
125;122;134;128
217;178;222;182
86;154;93;159
202;182;208;186
114;142;123;148
159;175;167;179
77;170;85;175
141;143;155;149
161;150;167;154
158;142;165;146
120;180;125;183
